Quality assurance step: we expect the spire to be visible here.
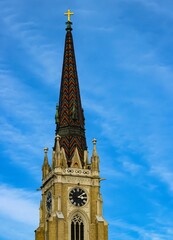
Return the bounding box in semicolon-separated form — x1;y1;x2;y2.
91;138;100;173
54;10;87;167
92;138;98;157
54;134;62;167
42;147;51;179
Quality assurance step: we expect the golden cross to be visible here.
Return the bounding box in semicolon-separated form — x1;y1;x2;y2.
64;9;74;22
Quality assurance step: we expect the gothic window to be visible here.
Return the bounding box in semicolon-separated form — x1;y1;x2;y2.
71;214;84;240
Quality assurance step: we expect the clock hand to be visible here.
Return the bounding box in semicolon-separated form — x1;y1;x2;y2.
78;192;86;198
80;196;87;200
78;195;87;200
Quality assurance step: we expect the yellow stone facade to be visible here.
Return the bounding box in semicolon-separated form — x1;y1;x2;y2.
35;139;108;240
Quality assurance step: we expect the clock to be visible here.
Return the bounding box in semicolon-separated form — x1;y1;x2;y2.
46;191;52;211
69;188;87;207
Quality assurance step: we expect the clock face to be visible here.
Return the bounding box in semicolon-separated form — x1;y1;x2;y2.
69;188;87;207
46;191;52;211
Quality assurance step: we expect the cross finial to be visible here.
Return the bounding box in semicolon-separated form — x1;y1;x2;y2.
64;9;74;22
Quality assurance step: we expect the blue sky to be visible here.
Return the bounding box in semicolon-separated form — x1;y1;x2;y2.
1;0;173;239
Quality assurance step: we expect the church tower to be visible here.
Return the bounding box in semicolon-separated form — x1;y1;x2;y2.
35;10;108;240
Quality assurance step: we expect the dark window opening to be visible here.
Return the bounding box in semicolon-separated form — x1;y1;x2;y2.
71;214;84;240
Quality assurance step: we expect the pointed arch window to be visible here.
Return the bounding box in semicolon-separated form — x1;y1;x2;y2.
71;214;84;240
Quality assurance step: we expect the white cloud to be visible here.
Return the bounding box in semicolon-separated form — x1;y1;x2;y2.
0;218;35;240
102;166;125;179
120;0;173;19
0;184;39;225
122;159;142;175
0;69;54;177
110;219;173;240
0;184;40;240
1;8;59;84
84;90;173;193
150;165;173;192
0;68;47;125
0;115;51;179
